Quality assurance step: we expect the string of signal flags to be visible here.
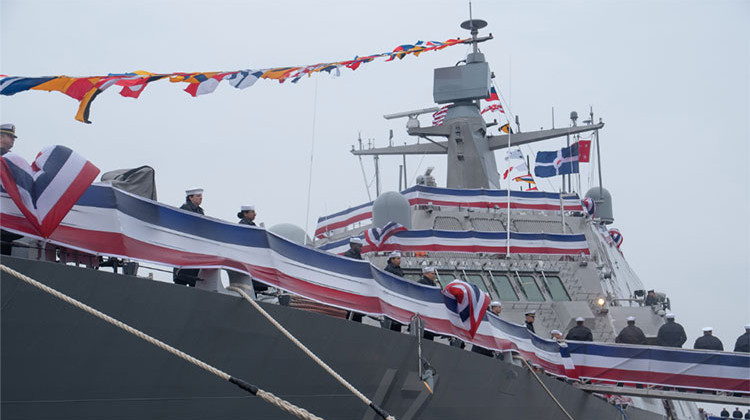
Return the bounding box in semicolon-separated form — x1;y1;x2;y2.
0;37;470;124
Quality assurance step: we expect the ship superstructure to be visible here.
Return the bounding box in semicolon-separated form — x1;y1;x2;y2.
311;18;700;418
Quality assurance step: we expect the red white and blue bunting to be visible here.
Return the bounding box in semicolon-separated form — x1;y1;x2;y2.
318;229;591;256
315;185;585;238
1;183;748;394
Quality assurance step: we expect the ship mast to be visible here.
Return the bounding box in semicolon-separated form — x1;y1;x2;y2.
352;20;604;190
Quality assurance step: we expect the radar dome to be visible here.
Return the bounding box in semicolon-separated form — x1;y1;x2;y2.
268;223;312;246
372;191;412;229
585;187;614;224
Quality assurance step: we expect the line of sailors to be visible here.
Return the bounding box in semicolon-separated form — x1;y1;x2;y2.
615;314;750;352
345;238;750;353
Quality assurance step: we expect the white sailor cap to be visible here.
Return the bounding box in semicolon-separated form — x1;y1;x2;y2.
490;301;502;308
422;266;435;274
185;188;203;196
575;317;585;322
702;327;713;333
349;237;365;245
525;310;536;316
665;313;675;319
0;123;17;138
551;330;562;336
745;324;750;330
626;316;636;322
388;251;401;258
241;205;255;212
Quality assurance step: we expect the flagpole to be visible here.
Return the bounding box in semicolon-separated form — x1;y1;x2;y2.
595;127;603;197
565;132;570;194
506;122;511;258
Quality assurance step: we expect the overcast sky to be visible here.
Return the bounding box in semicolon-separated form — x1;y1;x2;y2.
2;0;748;397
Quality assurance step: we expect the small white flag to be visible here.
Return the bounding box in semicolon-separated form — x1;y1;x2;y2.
505;149;524;161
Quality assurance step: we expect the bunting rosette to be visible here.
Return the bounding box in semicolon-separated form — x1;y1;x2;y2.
608;228;623;249
0;146;99;238
0;37;469;123
582;197;596;217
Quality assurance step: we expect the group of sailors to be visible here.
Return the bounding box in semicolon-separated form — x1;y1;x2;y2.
718;407;750;419
615;314;750;353
342;238;750;354
173;188;259;287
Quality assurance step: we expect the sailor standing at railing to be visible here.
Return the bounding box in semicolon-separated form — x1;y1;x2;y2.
384;251;404;277
615;316;647;345
173;188;204;286
416;267;439;341
733;324;750;352
471;302;504;357
0;123;17;155
656;313;687;348
418;266;438;286
342;237;364;260
383;251;404;332
180;188;205;214
693;327;724;351
524;311;536;333
237;205;257;226
565;317;593;341
342;237;366;323
1;123;24;256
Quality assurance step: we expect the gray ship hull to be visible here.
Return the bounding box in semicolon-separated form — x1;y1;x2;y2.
1;256;660;420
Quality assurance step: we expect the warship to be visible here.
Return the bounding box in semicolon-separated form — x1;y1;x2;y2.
1;19;742;420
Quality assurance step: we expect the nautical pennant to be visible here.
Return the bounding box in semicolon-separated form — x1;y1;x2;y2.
513;174;536;185
1;36;469;123
534;143;580;178
0;146;99;237
578;140;592;163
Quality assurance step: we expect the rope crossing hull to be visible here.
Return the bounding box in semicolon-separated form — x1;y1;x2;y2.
0;256;661;420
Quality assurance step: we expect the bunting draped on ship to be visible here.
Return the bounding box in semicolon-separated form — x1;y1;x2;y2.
319;229;590;256
315;185;584;238
0;37;469;124
1;183;748;395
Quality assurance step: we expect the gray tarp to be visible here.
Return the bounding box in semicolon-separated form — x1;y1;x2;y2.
100;166;157;200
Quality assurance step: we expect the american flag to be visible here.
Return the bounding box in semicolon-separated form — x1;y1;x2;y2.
432;105;449;126
441;279;490;338
364;221;407;248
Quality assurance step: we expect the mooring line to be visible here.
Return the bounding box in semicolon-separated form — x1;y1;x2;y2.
514;355;575;420
0;264;324;420
228;285;397;420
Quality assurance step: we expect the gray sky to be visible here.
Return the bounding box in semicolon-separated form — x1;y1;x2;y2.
2;0;749;396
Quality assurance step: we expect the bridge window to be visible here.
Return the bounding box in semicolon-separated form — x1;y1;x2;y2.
461;273;490;294
517;275;545;302
543;275;570;301
488;273;519;301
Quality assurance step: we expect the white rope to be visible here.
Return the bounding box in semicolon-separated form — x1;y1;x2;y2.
0;264;324;420
514;355;575;420
228;285;397;420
